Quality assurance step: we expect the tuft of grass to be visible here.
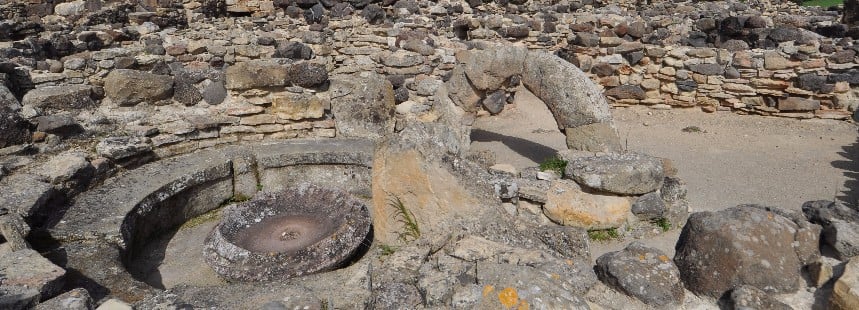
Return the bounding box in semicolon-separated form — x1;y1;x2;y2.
229;193;251;203
388;195;420;242
379;244;398;256
539;156;568;175
681;126;704;133
588;228;620;241
256;184;264;191
652;218;671;232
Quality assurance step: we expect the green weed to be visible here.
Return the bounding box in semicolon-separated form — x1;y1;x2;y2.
539;156;568;175
588;228;620;241
388;195;420;242
379;244;398;256
652;218;671;232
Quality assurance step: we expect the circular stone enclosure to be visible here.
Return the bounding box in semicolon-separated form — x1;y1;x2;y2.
203;184;371;282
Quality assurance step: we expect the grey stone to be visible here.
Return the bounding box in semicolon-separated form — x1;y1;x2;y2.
482;90;506;114
688;63;724;76
674;205;807;298
0;286;39;310
225;61;288;90
95;136;153;160
726;285;793;310
778;97;820;111
371;282;422;310
0;106;30;148
803;200;859;225
287;62;328;88
573;32;601;47
564;122;622;152
21;85;94;110
823;220;859;259
34;114;83;136
36;288;93;310
604;85;645;100
769;27;802;42
676;79;697;92
596;242;684;306
830;50;856;64
796;73;828;92
201;79;227;105
523;51;613;129
533;224;590;260
632;191;666;220
661;176;690;228
274;41;313;60
0;173;56;221
330;73;396;139
445;66;482;111
591;62;614;77
565;152;664;195
104;69;173;106
721;39;750;52
36;151;92;185
462;46;527;90
0;249;66;298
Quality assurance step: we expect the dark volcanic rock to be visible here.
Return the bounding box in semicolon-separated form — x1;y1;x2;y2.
361;4;385;25
482;90;506;114
0;106;30;148
596;242;684;307
604;85;645;100
796;73;828;92
725;285;793;310
287;62;329;88
803;200;859;259
274;41;313;60
674;205;811;298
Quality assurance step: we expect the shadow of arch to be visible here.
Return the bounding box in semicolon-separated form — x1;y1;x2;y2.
470;129;560;164
832;136;859;207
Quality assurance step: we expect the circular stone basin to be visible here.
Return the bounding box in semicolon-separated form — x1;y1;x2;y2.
203;184;371;282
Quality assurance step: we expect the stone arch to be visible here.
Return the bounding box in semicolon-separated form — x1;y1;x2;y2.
446;45;621;152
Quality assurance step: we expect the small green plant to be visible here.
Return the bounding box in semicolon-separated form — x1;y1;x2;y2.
181;208;222;229
652;218;671;232
256;184;264;191
539;156;568;174
379;244;398;256
588;228;620;241
388;194;420;242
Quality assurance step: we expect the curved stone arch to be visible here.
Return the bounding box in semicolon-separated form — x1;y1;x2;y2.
446;45;621;152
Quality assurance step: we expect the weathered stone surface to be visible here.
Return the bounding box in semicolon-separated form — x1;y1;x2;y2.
272;93;325;120
632;191;666;220
0;106;30;148
832;257;859;310
0;249;66;298
565;152;664;195
36;288;93;310
287;62;328;88
533;224;590;260
595;242;684;306
0;173;55;221
225;61;288;90
688;63;724;76
764;52;799;70
33;114;83;136
203;184;371;282
460;46;526;91
542;179;631;230
0;286;39;310
482;90;506;114
674;205;807;298
274;41;313;60
445;66;482;111
564;122;622;153
104;69;173;106
803;201;859;259
727;285;793;310
330;73;395;139
95;136;153;160
35;151;92;184
778;97;820;111
604;85;645;100
21;85;93;110
523;51;613;129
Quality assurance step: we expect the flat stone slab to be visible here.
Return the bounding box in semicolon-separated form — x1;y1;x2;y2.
564;152;664;195
0;249;66;298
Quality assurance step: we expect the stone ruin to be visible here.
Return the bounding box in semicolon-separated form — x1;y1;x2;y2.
1;0;859;308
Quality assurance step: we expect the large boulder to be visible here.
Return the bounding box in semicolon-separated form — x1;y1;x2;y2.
330;72;395;139
459;46;526;91
225;60;289;90
674;205;815;298
803;200;859;259
595;242;684;307
0;173;57;223
726;285;793;310
542;179;631;230
832;257;859;310
104;69;173;106
21;85;94;111
564;152;665;195
0;249;66;299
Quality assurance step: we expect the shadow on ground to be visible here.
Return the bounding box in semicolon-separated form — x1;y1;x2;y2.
470;128;559;164
832;135;859;208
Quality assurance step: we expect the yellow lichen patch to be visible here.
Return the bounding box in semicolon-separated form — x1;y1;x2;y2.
767;212;774;220
658;255;670;263
518;300;530;310
565;259;574;266
498;287;519;308
638;254;646;261
551;273;561;280
483;285;495;297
